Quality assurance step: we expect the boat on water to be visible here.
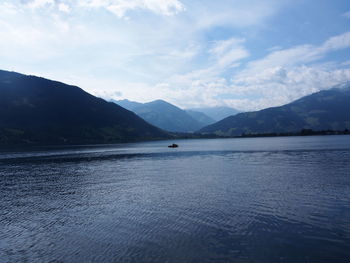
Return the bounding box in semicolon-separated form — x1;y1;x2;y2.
168;143;179;148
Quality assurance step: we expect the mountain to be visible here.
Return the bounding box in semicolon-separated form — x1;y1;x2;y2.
111;99;142;111
188;106;240;121
114;99;205;132
199;85;350;136
185;110;216;126
0;70;168;145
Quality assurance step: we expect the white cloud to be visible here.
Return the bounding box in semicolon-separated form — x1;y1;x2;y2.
229;66;350;111
0;2;19;14
135;38;250;108
210;38;249;68
79;0;185;18
224;32;350;110
145;65;350;111
27;0;54;8
321;31;350;51
3;0;350;112
22;0;185;17
341;60;350;66
189;0;285;30
58;3;71;13
145;32;350;111
24;0;71;13
238;31;350;77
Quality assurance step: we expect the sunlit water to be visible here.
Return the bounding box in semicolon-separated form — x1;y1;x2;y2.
1;136;350;263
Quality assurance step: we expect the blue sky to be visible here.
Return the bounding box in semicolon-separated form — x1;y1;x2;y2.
1;0;350;110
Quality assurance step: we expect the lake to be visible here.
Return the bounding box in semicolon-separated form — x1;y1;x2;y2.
1;136;350;263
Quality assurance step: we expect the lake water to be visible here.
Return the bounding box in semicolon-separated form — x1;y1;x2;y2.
1;136;350;263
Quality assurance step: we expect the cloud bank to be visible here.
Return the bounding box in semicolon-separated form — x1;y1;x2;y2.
1;0;350;111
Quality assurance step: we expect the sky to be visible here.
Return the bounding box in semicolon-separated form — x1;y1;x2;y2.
1;0;350;111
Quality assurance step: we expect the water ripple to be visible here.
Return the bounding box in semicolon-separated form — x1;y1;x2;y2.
1;136;350;262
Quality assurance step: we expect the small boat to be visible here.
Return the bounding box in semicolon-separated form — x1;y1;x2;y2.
168;143;179;148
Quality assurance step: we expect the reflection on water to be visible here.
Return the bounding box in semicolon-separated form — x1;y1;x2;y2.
1;136;350;262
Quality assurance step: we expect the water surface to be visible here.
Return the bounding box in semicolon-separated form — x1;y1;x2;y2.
1;136;350;262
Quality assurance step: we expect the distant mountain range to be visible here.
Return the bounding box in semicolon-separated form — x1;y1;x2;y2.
185;110;216;126
2;69;348;145
114;99;142;111
200;84;350;136
113;99;215;132
0;70;168;145
188;106;240;121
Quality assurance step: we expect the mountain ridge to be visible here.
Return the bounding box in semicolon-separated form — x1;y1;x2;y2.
113;99;211;132
199;85;350;136
187;106;240;121
0;70;168;145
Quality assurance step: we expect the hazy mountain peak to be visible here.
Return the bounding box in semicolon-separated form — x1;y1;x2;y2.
113;99;209;132
112;99;143;111
188;106;240;122
149;99;168;104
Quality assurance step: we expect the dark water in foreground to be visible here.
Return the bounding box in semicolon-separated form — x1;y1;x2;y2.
1;136;350;263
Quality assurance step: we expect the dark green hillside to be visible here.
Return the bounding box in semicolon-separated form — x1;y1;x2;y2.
0;70;168;145
199;85;350;136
